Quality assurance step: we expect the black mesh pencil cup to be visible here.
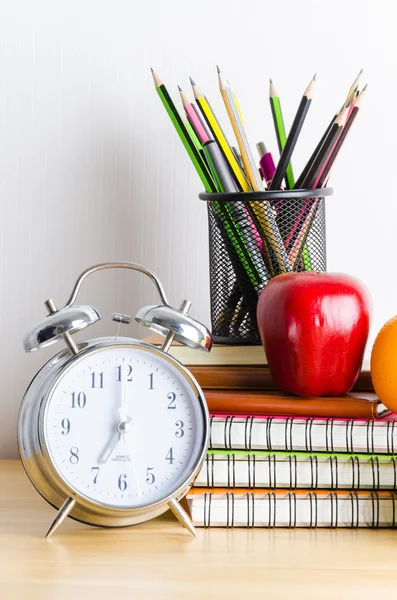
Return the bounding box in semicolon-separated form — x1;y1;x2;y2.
200;187;333;344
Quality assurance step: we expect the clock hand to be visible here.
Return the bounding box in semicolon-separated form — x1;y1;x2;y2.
118;380;132;422
98;416;132;464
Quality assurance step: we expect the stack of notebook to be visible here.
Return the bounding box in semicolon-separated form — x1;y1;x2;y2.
147;337;397;527
158;341;397;529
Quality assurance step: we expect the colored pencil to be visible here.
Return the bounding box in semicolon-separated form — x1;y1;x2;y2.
269;79;295;189
319;87;366;187
190;78;251;192
270;75;316;191
178;86;212;144
218;66;291;273
151;69;216;193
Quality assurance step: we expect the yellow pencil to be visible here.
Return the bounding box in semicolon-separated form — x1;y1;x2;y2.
217;67;291;273
190;77;251;192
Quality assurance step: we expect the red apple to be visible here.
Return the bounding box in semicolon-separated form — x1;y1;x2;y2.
256;272;371;397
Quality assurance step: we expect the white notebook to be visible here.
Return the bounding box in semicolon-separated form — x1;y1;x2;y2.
187;489;397;528
209;415;397;454
195;451;397;490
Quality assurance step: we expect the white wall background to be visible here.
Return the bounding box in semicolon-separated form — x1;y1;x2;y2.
0;0;393;457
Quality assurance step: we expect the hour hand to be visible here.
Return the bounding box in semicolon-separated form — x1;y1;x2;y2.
97;417;132;464
98;431;121;464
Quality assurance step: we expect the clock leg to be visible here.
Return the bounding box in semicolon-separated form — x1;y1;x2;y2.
45;497;76;539
168;498;197;537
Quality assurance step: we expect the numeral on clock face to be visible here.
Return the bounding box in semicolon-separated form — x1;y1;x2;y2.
165;447;174;464
70;391;86;409
167;392;176;409
61;418;70;435
91;466;100;484
118;474;127;492
146;467;155;485
91;372;104;388
116;365;133;382
69;447;79;464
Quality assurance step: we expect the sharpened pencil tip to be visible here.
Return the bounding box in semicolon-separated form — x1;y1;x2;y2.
177;85;182;91
150;67;153;73
189;76;196;86
362;83;368;91
359;68;363;75
216;65;221;74
269;78;273;84
313;73;317;81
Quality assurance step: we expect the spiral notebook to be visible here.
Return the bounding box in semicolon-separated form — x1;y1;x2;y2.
187;489;397;528
196;450;397;490
209;415;397;454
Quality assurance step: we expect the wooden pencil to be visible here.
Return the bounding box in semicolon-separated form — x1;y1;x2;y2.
269;78;295;189
270;75;316;190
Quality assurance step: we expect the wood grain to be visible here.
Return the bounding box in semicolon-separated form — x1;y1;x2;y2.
2;460;397;599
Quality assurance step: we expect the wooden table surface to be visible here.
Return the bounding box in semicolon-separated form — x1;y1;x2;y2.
2;460;397;599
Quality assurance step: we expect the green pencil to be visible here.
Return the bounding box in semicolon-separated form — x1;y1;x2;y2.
269;79;295;190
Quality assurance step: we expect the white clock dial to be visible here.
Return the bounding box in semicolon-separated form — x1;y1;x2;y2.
44;345;206;508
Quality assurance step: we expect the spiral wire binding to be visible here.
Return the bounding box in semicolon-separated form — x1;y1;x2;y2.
309;455;319;489
266;417;273;451
246;492;255;528
288;454;298;489
227;454;236;488
387;421;396;455
325;418;334;453
226;492;235;528
244;416;254;451
370;456;380;490
349;491;359;528
285;417;294;452
370;492;380;528
391;491;397;528
224;416;234;450
346;420;354;453
308;492;318;528
349;456;358;491
330;492;339;528
366;419;375;454
288;492;297;528
203;492;212;528
247;454;256;488
305;418;314;452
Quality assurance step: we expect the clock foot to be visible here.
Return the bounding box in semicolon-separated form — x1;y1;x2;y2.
45;497;76;539
168;498;197;537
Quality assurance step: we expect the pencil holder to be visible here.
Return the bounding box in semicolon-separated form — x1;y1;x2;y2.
200;188;333;344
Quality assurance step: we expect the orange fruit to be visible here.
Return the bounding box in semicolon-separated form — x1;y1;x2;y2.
371;315;397;413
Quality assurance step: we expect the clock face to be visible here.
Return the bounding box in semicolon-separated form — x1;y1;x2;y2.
44;344;207;509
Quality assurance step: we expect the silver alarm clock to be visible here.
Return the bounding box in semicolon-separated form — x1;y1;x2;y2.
18;262;212;538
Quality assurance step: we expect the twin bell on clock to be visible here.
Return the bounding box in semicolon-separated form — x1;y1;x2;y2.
18;262;212;538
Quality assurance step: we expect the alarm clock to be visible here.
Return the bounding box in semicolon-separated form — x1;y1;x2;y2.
18;262;212;538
